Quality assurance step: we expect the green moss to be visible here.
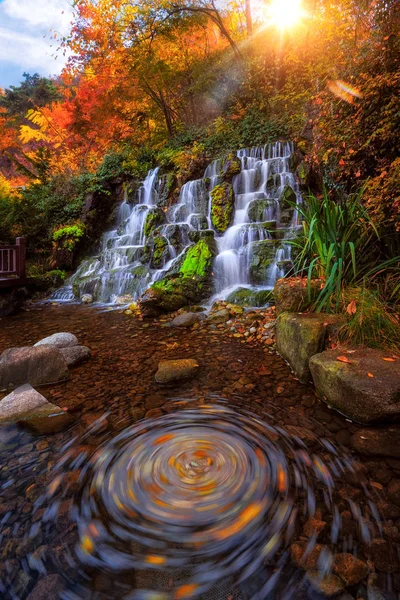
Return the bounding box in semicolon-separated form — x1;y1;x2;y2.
144;208;165;238
247;199;275;223
248;240;277;284
180;238;215;277
210;183;234;233
226;287;273;307
151;234;168;269
280;185;296;209
221;153;241;181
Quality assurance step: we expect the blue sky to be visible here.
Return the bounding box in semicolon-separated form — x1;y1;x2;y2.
0;0;74;89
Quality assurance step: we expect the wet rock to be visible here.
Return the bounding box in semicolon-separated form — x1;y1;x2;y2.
276;313;343;383
226;287;272;307
290;541;328;570
273;277;323;315
365;539;399;573
210;182;234;233
171;312;200;327
34;332;78;348
145;394;166;410
307;571;345;597
208;309;230;323
81;294;93;303
351;428;400;458
59;345;91;367
286;425;316;445
155;359;199;384
388;480;400;506
0;384;66;424
26;573;65;599
0;345;69;390
303;518;327;538
310;349;400;423
367;573;386;600
332;553;369;586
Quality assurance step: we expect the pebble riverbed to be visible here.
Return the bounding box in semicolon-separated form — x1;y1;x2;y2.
0;303;399;599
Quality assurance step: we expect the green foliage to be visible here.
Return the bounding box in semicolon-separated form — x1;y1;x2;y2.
0;72;60;117
290;188;400;311
52;223;85;251
338;286;400;351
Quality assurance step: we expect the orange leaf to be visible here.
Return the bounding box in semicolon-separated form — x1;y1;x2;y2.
382;357;395;362
346;300;357;315
367;372;374;378
337;356;351;363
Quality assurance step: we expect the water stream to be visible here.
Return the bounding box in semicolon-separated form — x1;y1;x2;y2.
53;141;301;306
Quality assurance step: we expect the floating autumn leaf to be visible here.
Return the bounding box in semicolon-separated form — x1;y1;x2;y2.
367;372;374;378
175;584;199;599
382;357;396;362
336;356;351;363
346;300;357;315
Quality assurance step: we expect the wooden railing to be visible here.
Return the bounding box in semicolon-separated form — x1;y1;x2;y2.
0;237;26;279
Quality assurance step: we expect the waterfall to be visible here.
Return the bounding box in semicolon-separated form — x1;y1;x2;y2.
52;141;301;306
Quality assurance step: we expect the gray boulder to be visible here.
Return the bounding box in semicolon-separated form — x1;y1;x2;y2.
0;346;69;390
155;359;199;384
171;312;200;328
276;312;343;383
34;332;78;348
0;384;65;424
59;345;91;367
310;348;400;423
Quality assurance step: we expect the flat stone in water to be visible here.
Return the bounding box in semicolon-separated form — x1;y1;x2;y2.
0;384;65;424
34;332;78;348
332;553;369;586
155;359;199;384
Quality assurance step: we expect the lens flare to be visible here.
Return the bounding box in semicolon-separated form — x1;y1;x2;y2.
327;79;363;104
262;0;304;30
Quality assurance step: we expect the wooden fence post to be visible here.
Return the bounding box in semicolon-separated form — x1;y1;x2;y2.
16;237;26;278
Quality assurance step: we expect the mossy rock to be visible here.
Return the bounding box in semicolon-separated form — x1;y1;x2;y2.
276;312;344;383
188;229;215;243
138;238;217;316
273;277;324;315
189;214;209;230
150;234;169;269
280;185;297;209
211;183;234;233
157;172;176;206
144;208;165;238
226;287;273;307
296;161;312;189
247;240;278;285
221;153;241;181
247;199;276;223
280;208;295;226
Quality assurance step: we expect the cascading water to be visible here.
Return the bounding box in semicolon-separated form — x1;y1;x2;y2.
53;141;302;306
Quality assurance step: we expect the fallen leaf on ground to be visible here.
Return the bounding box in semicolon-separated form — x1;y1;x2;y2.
337;356;351;363
367;373;374;378
346;300;357;315
382;357;396;362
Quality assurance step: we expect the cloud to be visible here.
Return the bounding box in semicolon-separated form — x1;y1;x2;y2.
2;0;74;33
0;0;74;86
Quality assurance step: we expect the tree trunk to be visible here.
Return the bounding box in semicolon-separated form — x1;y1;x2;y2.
245;0;253;37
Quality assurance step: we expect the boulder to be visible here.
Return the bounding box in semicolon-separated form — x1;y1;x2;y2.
0;384;72;433
143;207;165;238
279;185;297;209
247;199;276;223
59;345;91;367
276;312;343;383
309;349;400;423
247;239;277;285
210;182;234;233
155;359;199;384
221;153;241;181
34;332;78;348
171;312;200;328
139;238;217;316
0;346;69;391
273;277;324;315
351;428;400;458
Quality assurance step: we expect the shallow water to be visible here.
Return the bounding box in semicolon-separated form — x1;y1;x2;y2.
0;305;399;599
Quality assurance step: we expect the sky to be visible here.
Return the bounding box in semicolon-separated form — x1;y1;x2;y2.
0;0;74;89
